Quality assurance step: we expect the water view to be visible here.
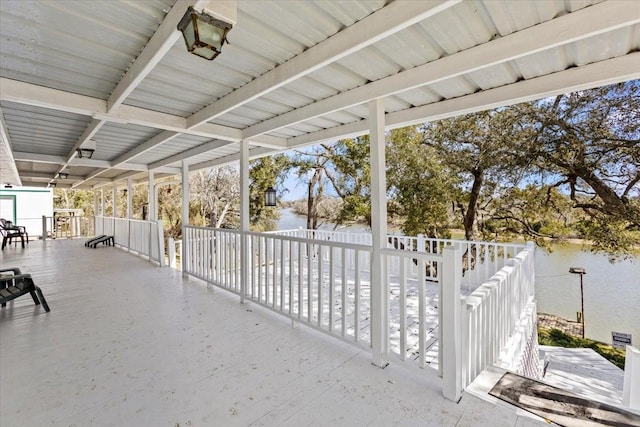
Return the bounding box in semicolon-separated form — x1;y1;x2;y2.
278;208;640;346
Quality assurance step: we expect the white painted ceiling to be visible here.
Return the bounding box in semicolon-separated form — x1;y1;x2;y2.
1;0;638;189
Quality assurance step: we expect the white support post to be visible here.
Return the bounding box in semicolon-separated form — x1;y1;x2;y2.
111;184;117;217
239;140;250;304
168;237;176;269
623;345;640;410
148;171;155;221
127;178;133;219
100;189;105;218
442;245;462;402
94;190;99;217
181;161;189;278
369;98;388;368
41;215;47;240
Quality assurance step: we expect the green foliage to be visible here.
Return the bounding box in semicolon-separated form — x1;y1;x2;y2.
54;189;95;216
515;81;640;258
190;166;240;229
423;109;528;240
387;127;455;238
538;328;626;369
329;136;372;227
488;186;574;248
249;155;290;231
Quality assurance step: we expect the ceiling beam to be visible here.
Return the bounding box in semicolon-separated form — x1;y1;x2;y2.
189;146;275;171
0;105;21;186
107;0;206;111
243;0;640;139
19;171;112;182
185;0;460;129
12;151;180;174
0;78;284;147
149;140;236;170
286;53;640;149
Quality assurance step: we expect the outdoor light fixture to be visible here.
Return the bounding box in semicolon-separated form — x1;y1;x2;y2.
3;184;12;189
49;182;57;188
178;6;233;60
76;148;95;159
264;186;277;207
76;139;97;159
569;267;587;338
58;172;69;179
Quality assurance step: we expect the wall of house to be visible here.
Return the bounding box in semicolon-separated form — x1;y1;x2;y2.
0;187;53;239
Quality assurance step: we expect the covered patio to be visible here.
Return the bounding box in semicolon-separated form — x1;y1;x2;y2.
1;0;639;423
0;240;545;426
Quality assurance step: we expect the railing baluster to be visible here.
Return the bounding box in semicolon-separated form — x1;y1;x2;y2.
341;247;347;336
400;255;407;361
354;250;360;342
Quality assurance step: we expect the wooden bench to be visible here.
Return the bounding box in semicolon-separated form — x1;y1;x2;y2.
0;268;50;312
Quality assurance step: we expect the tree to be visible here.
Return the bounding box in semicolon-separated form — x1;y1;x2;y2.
423;109;527;240
387;127;457;238
249;154;291;231
488;186;574;248
289;148;325;230
190;166;240;229
54;188;95;216
517;81;640;258
325;136;373;227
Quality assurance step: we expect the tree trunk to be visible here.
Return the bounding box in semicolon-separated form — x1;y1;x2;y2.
464;170;483;240
307;168;323;230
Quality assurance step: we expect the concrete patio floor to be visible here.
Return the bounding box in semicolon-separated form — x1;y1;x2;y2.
0;239;547;426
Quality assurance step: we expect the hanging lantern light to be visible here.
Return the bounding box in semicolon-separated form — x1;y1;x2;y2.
177;6;233;61
264;186;277;207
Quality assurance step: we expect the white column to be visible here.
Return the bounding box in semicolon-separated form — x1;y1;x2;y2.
442;245;462;402
148;171;155;221
112;184;117;217
369;98;388;368
181;161;189;227
181;162;189;278
100;189;105;217
239;140;250;303
127;178;133;219
94;190;99;217
624;345;640;410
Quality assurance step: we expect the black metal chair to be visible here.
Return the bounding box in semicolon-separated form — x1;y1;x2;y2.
0;218;27;250
0;268;50;312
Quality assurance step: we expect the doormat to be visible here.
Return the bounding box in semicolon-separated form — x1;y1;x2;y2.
488;372;640;426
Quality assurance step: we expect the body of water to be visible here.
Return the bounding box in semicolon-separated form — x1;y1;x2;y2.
278;209;640;346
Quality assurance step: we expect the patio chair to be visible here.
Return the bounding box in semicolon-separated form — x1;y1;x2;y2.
0;219;26;250
0;268;50;312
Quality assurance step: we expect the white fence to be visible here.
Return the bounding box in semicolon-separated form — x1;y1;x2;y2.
276;229;524;288
95;216;165;266
624;345;640;411
41;215;94;239
461;242;538;387
184;226;376;350
182;226;535;400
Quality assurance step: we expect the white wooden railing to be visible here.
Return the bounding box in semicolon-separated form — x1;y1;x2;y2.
276;229;524;287
181;226;536;401
461;242;538;387
95;216;165;266
184;226;375;349
41;215;94;239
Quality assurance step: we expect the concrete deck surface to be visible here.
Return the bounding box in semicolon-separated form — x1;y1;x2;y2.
1;239;546;426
